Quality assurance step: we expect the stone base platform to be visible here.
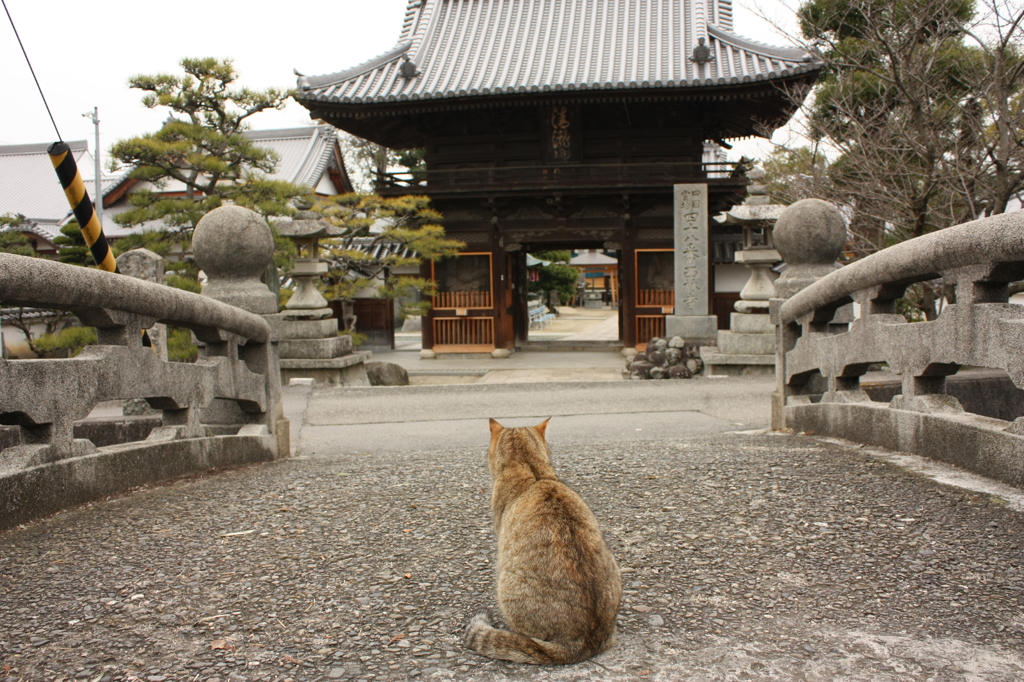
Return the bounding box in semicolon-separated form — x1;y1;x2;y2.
280;351;372;386
700;348;775;377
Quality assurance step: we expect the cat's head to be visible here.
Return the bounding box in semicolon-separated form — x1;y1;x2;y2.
487;418;551;473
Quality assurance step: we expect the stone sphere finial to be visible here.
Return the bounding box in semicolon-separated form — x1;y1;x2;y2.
193;205;277;314
773;199;847;299
773;198;846;265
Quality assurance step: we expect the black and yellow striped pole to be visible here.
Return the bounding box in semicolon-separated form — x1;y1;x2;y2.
47;141;118;273
48;141;152;348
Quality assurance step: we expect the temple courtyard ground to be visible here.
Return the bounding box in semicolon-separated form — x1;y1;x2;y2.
2;371;1023;681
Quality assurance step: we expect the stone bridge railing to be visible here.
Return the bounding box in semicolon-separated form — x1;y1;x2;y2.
0;206;289;529
771;200;1024;488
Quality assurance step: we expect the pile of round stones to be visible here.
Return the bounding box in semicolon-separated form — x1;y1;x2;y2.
626;336;704;380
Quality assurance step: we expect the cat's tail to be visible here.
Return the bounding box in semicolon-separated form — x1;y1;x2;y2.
463;610;590;665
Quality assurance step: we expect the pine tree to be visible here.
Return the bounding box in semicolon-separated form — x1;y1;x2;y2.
0;214;35;258
315;194;464;317
53;221;92;266
109;58;311;244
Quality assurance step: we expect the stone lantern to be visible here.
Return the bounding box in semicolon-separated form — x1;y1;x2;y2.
277;208;341;320
700;168;784;376
731;170;783;315
274;207;370;386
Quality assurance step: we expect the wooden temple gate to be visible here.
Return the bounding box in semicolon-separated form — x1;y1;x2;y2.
296;0;821;354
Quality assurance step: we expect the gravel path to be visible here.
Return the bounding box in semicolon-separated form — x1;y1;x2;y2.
2;429;1023;681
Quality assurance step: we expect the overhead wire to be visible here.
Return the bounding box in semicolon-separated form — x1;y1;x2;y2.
2;0;61;141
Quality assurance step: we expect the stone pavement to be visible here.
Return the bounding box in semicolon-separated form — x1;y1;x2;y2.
2;373;1024;681
375;309;626;385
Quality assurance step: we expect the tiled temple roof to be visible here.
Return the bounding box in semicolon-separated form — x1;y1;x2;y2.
298;0;819;106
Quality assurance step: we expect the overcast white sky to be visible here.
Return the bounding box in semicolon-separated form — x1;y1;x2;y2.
1;0;801;168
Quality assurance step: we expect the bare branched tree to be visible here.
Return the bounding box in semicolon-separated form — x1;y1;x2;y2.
336;132;426;193
762;0;1024;317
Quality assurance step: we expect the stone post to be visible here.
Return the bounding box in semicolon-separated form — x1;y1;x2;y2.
665;184;719;345
116;248;168;361
769;199;848;430
192;205;289;457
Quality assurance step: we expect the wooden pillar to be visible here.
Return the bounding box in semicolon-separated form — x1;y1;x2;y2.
512;250;529;343
492;236;511;350
420;259;434;350
621;227;637;349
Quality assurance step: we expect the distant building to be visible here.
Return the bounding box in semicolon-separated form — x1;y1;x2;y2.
99;124;354;238
1;125;354;358
0;125;353;254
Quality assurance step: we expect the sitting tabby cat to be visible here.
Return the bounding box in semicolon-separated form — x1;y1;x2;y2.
464;418;622;665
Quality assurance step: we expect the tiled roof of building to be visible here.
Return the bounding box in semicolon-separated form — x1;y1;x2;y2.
347;237;419;262
299;0;818;106
2;219;51;242
571;250;618;266
244;125;349;190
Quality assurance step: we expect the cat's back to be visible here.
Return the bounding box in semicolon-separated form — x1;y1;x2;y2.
499;477;618;582
489;422;615;572
500;477;603;549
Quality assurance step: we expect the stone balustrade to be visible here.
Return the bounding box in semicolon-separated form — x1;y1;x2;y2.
771;200;1024;487
0;206;289;529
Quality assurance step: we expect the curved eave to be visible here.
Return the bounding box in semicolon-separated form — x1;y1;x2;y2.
302;43;413;91
294;65;815;111
296;61;821;108
297;69;819;148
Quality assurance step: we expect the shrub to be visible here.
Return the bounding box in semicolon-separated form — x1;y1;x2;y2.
529;263;579;306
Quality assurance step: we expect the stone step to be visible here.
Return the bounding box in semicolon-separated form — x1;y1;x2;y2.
518;340;624;352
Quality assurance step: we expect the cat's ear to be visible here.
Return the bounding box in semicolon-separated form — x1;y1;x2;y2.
489;418;504;437
533;418;551;439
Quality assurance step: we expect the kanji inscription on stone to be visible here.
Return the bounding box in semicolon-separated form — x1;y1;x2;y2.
673;184;709;316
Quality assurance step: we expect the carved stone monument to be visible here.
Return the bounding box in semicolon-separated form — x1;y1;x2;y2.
665;184;719;345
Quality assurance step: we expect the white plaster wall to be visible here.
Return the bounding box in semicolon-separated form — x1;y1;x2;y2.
315;174;338;196
1;319;48;359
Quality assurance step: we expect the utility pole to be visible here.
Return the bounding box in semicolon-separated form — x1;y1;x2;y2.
82;107;102;229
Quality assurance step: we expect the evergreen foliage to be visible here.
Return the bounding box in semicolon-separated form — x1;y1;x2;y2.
167;327;199;362
314;193;463;316
109;58;311;246
53;222;92;266
531;250;572;263
32;326;98;357
529;263;580;306
0;228;35;258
